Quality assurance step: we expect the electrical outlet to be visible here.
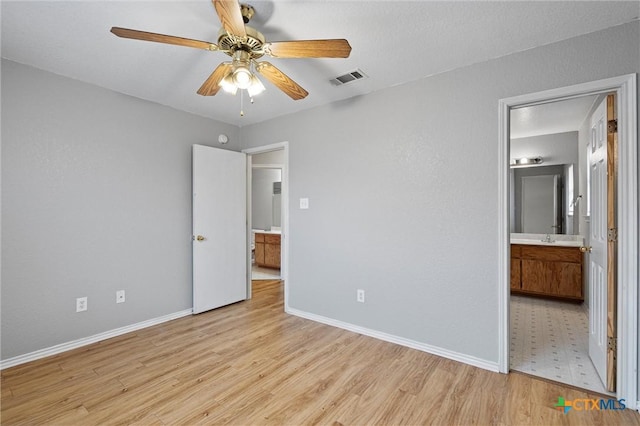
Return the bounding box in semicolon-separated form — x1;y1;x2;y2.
116;290;125;304
300;198;309;209
357;289;365;303
76;297;87;312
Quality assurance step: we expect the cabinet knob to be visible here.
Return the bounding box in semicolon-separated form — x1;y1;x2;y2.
580;246;592;253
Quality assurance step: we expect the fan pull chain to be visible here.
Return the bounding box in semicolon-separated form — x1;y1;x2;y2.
240;91;244;117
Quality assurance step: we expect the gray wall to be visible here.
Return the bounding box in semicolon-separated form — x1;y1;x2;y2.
252;169;281;231
2;21;638;366
252;149;284;165
240;22;639;363
511;131;579;168
1;59;239;359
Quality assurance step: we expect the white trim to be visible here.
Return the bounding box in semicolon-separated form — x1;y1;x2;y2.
0;309;193;370
242;142;290;310
287;307;499;373
498;96;510;375
242;142;288;155
251;163;283;169
245;153;254;298
498;74;638;410
616;74;638;412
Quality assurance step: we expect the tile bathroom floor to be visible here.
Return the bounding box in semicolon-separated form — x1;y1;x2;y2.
510;295;613;396
252;265;280;280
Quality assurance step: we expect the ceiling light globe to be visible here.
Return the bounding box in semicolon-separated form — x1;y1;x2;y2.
233;69;252;89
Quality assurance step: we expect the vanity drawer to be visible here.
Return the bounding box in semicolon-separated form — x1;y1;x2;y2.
254;233;265;243
265;234;281;245
521;245;581;263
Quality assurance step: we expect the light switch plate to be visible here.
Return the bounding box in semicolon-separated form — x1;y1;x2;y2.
300;198;309;209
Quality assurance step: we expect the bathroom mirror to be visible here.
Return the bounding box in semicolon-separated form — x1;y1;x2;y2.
511;165;578;234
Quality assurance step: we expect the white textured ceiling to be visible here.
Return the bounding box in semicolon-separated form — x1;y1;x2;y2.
2;1;638;126
510;95;600;139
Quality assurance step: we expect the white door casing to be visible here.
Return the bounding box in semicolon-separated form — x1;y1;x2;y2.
192;144;247;314
587;97;608;385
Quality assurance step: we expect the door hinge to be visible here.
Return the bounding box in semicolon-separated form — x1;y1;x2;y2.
608;119;618;133
608;336;617;353
607;228;618;242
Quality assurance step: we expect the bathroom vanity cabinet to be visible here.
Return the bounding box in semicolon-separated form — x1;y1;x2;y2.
254;232;281;269
510;244;583;301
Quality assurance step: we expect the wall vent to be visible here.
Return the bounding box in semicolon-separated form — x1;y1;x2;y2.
330;69;367;86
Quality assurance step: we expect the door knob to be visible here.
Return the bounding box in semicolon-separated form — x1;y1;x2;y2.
580;246;592;253
195;235;205;241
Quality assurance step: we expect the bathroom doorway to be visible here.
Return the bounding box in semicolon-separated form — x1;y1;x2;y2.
508;94;611;394
251;165;282;281
243;142;289;304
498;74;638;409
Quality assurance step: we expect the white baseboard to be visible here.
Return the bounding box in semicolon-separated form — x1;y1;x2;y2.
0;309;193;370
285;307;499;373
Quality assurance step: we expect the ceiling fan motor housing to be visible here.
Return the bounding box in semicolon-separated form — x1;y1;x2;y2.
217;25;265;59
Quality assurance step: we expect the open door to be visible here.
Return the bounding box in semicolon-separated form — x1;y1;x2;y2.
192;144;247;314
587;94;617;392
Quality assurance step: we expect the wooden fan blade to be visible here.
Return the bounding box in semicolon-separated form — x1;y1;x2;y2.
213;0;246;38
110;27;218;51
264;39;352;58
255;62;308;100
197;63;233;96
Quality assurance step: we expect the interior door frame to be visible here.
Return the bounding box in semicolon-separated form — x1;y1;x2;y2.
497;74;637;409
242;142;289;308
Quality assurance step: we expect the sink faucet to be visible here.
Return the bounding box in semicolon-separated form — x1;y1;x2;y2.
542;233;553;243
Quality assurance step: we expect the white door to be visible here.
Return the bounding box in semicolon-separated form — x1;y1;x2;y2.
192;144;247;314
588;97;608;385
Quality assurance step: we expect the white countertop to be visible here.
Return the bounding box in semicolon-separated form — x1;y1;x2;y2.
510;233;584;247
252;229;281;235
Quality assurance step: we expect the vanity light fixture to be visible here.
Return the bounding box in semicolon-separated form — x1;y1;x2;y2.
510;156;543;167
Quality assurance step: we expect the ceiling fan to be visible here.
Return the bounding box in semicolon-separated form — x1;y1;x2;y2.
111;0;352;101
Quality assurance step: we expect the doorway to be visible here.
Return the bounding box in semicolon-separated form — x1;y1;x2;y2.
243;142;289;306
498;75;638;409
508;95;608;393
251;163;282;281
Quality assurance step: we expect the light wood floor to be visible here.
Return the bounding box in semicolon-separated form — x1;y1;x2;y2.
2;280;639;425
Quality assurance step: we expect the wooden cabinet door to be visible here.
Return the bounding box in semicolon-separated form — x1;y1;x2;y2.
522;259;582;299
510;259;521;290
521;260;552;294
255;242;265;265
551;262;582;298
265;242;281;268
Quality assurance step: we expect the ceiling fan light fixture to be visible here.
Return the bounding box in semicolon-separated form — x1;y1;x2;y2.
232;66;253;89
220;74;238;95
247;74;265;97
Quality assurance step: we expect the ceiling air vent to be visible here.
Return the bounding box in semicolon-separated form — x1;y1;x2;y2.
330;69;367;86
